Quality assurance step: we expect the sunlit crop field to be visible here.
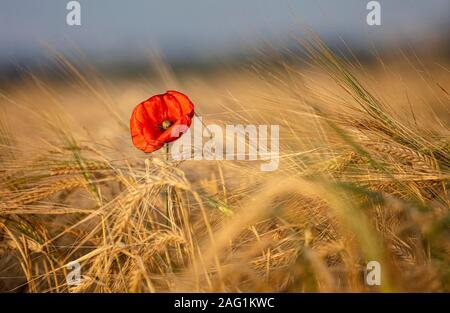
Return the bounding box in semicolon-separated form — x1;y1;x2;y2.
0;39;449;292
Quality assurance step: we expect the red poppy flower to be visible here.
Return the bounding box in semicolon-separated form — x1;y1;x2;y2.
130;90;195;153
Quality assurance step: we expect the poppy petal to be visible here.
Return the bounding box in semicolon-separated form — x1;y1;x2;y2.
142;95;167;125
163;93;182;122
166;90;195;117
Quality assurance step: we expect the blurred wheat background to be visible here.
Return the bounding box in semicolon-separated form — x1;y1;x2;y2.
0;0;449;292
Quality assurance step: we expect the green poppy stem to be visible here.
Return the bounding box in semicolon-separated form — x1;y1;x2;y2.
165;143;170;226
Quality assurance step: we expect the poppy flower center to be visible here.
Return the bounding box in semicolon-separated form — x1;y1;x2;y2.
161;119;172;130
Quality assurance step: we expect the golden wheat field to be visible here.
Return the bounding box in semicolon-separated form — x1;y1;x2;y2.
0;39;449;292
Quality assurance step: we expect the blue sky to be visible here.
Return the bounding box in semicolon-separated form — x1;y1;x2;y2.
0;0;448;65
